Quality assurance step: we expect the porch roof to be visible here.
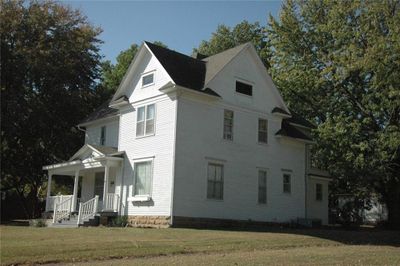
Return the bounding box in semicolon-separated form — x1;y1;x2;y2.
43;144;124;173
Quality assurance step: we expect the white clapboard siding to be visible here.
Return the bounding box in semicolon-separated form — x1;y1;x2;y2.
85;119;119;148
119;95;176;216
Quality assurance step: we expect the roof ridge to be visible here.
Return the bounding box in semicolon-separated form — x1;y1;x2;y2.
144;41;204;64
202;42;250;61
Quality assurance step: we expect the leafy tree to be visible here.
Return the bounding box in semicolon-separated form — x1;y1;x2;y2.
268;0;400;227
101;41;167;93
194;21;272;69
0;0;103;218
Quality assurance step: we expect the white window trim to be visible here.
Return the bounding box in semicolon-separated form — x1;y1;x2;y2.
282;171;292;195
135;104;156;138
128;157;154;201
205;159;225;201
235;78;254;97
258;118;268;145
223;109;234;141
141;70;156;88
257;168;268;205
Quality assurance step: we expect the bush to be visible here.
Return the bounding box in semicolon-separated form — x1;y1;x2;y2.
110;216;128;227
29;218;47;227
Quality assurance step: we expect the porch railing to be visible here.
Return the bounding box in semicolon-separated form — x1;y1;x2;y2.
53;196;73;223
103;193;120;212
77;195;99;225
46;195;73;212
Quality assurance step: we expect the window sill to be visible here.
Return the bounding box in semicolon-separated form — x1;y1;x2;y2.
206;198;224;202
141;83;155;89
257;142;269;146
136;133;155;139
128;195;152;202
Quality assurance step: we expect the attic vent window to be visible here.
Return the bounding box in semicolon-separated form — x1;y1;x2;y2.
236;81;253;96
142;73;154;87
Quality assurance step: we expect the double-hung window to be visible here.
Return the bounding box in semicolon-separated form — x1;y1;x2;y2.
258;119;268;144
223;110;234;140
100;126;106;146
258;170;267;204
134;161;153;196
136;104;155;137
316;183;322;201
283;173;291;194
207;163;224;200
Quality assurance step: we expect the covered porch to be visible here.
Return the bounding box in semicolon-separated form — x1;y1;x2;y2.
43;144;124;226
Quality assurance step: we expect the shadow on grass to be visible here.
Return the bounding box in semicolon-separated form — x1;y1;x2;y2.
180;225;400;247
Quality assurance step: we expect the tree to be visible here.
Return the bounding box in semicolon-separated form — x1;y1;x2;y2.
194;21;273;69
0;0;103;218
101;41;167;93
268;0;400;227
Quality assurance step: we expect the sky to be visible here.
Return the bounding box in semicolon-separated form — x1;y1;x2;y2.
63;1;283;64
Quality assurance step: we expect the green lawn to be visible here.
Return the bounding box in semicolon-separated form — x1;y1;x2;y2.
1;226;399;265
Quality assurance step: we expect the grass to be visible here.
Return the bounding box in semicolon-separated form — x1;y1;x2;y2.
1;226;399;265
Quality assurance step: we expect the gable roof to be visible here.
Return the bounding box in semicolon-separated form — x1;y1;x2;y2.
79;100;118;126
275;121;313;142
69;144;121;161
202;43;250;84
145;41;206;91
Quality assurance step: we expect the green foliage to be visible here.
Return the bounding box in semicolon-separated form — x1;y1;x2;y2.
268;0;400;226
29;218;47;227
110;215;129;227
0;0;104;218
194;21;273;69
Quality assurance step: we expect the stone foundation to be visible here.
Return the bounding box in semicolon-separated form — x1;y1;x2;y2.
172;216;289;229
128;216;171;228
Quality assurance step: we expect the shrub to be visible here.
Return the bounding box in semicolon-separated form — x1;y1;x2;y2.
110;216;128;227
29;219;47;227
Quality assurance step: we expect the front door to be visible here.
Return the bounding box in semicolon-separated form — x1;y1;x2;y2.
94;172;104;209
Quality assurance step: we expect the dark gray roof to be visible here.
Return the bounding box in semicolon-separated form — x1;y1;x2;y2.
272;107;290;116
275;121;313;141
79;100;118;126
145;41;207;91
286;110;316;129
90;144;119;155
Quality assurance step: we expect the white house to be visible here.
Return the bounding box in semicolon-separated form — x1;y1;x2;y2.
43;41;331;227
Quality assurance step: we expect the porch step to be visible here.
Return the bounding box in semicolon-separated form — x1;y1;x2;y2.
51;215;99;227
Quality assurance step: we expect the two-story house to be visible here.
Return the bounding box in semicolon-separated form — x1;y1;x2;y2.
43;41;331;227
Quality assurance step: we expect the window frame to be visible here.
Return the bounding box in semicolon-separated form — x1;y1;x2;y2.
283;173;291;194
136;104;156;138
258;118;268;144
258;169;268;204
316;183;323;201
141;72;155;88
235;80;253;96
100;126;106;146
223;109;234;141
206;163;224;200
132;158;154;197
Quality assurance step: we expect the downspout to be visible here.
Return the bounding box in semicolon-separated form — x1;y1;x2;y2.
304;144;309;220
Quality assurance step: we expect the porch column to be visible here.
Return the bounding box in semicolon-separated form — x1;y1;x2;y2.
72;169;80;212
45;172;53;212
102;165;109;211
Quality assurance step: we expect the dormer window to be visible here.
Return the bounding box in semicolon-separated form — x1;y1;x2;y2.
142;73;154;87
236;81;252;96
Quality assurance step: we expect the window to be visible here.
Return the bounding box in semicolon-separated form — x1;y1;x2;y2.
223;110;234;140
142;73;154;87
258;119;268;144
100;126;106;146
316;183;322;201
236;81;253;96
207;163;224;200
134;161;152;196
258;170;267;204
283;173;291;194
136;104;155;137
